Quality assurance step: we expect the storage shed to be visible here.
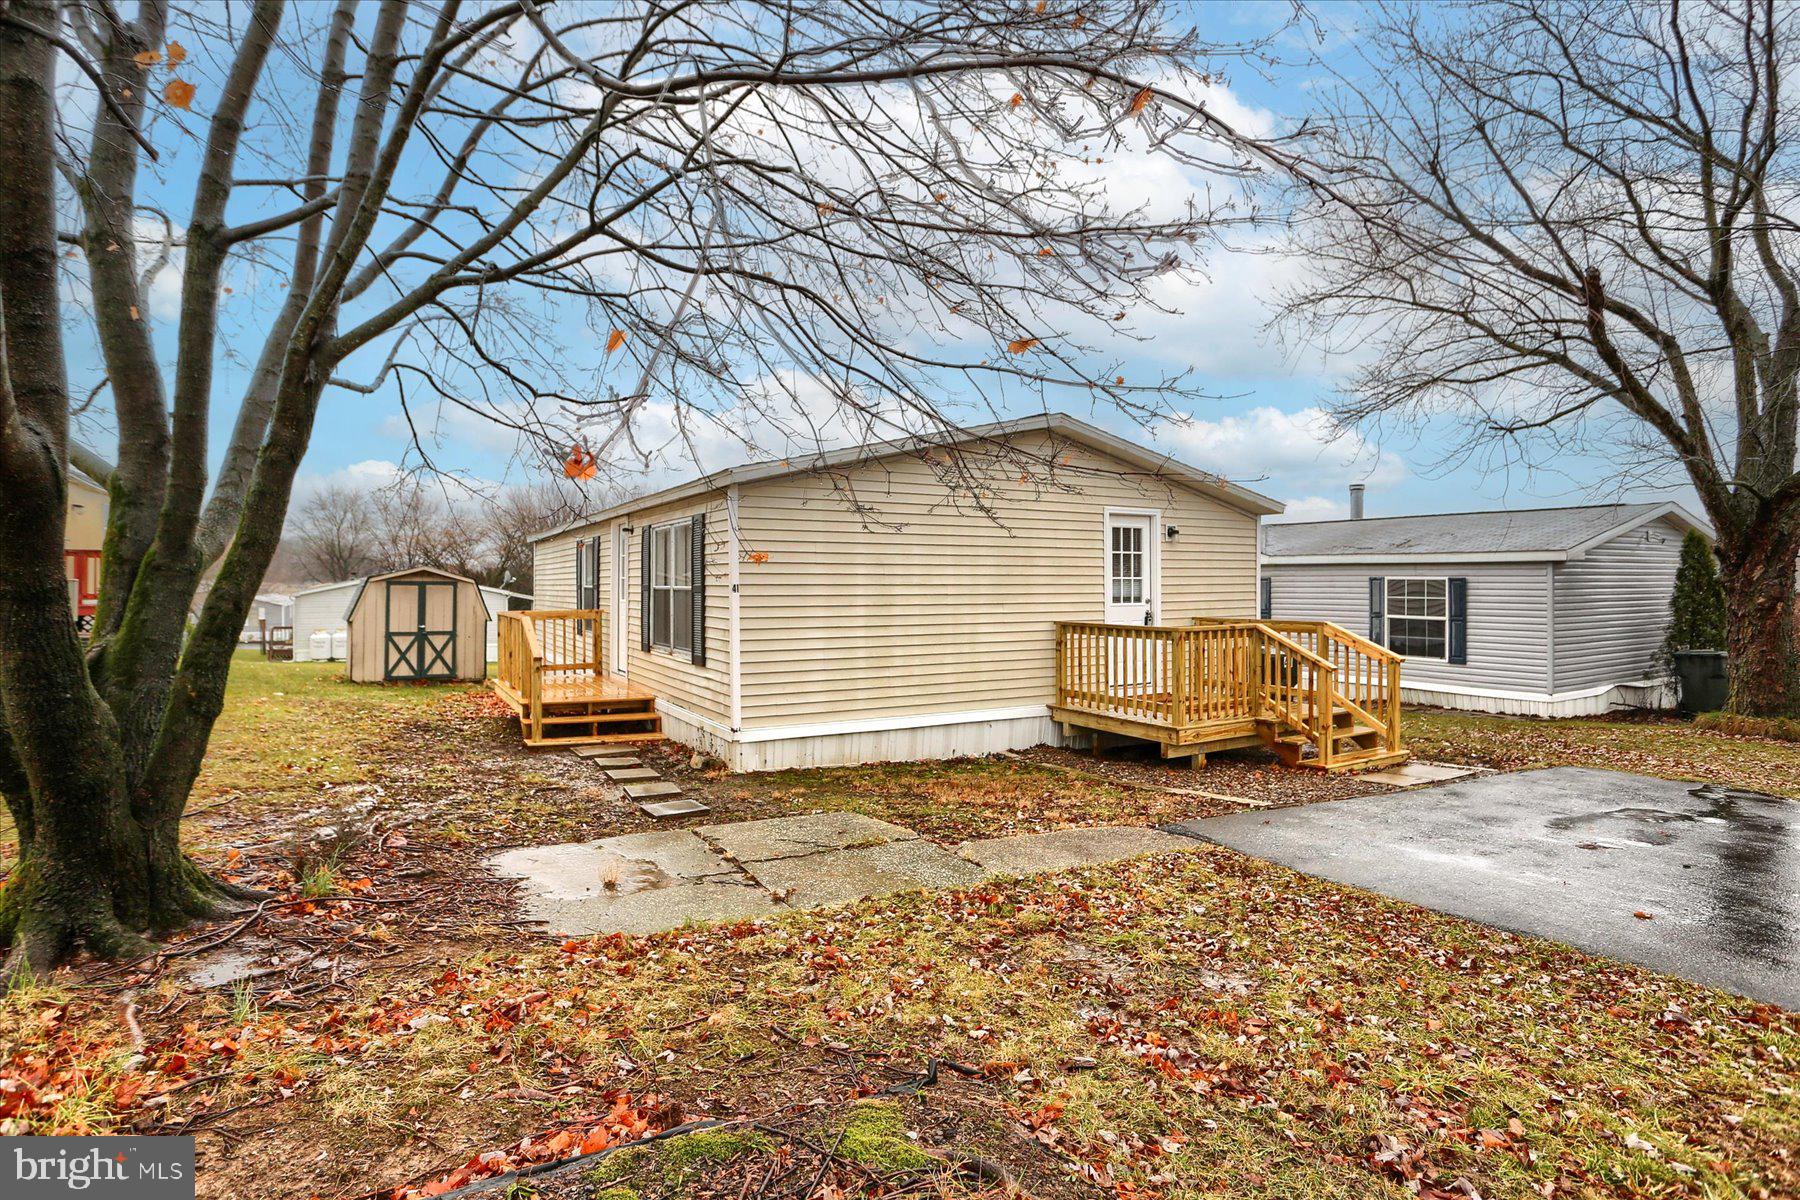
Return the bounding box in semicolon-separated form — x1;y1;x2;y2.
295;575;530;664
1260;499;1713;716
343;567;494;682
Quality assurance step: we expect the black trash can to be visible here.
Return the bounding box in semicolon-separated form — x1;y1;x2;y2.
1673;649;1728;714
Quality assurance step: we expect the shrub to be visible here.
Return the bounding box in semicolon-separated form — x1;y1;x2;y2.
1661;529;1726;674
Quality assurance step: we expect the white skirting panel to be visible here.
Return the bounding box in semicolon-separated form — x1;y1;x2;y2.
654;700;1070;772
1402;679;1675;718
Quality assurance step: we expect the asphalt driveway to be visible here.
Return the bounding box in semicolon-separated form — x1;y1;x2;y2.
1168;767;1799;1008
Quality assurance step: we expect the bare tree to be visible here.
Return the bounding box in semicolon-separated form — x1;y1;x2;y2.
288;483;377;583
0;0;1278;973
1269;0;1800;715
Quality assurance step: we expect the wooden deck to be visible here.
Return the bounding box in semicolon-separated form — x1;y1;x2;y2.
1053;618;1408;773
492;610;662;747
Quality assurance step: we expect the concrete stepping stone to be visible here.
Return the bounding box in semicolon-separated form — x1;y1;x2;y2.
697;811;916;864
639;797;711;819
571;745;632;759
587;755;643;769
606;766;661;781
484;830;772;935
1358;761;1482;787
956;826;1198;876
625;780;683;799
748;838;985;908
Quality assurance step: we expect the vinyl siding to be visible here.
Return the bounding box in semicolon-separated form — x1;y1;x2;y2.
291;581;358;660
734;430;1260;728
1262;560;1551;693
533;536;579;610
1551;515;1683;691
533;494;730;724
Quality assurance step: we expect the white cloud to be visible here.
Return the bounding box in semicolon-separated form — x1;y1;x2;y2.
1151;405;1406;513
1272;494;1349;523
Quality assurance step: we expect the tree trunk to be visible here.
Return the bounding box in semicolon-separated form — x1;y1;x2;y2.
1717;522;1800;717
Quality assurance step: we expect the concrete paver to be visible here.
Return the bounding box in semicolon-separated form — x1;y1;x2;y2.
958;826;1198;876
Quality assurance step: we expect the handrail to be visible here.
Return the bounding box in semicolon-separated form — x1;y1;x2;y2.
497;610;603;743
1057;616;1405;764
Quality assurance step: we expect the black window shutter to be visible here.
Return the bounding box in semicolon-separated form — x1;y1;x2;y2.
640;526;652;652
1259;577;1272;621
1369;577;1385;645
689;514;706;666
1447;577;1468;664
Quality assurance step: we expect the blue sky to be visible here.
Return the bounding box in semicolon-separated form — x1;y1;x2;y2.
58;1;1698;525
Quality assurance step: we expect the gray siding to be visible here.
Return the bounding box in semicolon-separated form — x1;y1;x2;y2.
1262;560;1551;693
1551;515;1682;691
291;582;358;660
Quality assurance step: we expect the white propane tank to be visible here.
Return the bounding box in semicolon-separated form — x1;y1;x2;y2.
308;630;332;660
330;629;348;660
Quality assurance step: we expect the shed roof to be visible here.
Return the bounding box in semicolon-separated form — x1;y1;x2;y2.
340;567;493;624
529;411;1284;543
1261;501;1712;564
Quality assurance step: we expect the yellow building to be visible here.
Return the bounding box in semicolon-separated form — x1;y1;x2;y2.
66;465;108;633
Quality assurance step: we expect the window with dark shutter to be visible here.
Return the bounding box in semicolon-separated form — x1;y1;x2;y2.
1259;577;1272;621
1384;577;1449;660
1368;577;1385;645
647;517;700;657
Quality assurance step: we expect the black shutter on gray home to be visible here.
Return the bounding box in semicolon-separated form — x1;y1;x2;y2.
1447;577;1468;664
1368;577;1385;645
689;514;706;666
1259;577;1272;621
640;526;652;652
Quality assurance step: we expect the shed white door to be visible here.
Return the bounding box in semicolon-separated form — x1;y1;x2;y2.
1104;513;1154;625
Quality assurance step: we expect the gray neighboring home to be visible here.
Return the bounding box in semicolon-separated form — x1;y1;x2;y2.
1259;487;1713;717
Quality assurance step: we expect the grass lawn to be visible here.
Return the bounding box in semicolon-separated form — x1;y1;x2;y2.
1406;707;1800;799
1;661;1795;1200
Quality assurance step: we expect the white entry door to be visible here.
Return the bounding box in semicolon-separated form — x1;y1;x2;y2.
1104;513;1155;625
612;525;630;677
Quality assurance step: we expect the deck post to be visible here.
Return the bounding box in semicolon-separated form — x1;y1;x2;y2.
1387;658;1403;751
1312;666;1332;770
1170;627;1190;729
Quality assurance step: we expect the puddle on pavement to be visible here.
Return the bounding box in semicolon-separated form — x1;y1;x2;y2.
593;853;675;896
1548;784;1791;847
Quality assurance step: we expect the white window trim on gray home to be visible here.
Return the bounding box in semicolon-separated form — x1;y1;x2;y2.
528;413;1282;770
1261;501;1712;718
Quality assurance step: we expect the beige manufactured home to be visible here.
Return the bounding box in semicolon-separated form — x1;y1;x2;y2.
520;413;1408;773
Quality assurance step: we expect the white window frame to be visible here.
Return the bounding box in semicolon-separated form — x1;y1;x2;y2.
1385;575;1449;662
648;518;695;655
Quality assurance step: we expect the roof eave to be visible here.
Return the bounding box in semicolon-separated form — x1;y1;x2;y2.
526;412;1283;543
1264;550;1570;565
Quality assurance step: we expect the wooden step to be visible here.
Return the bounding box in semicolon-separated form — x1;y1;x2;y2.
538;710;664;726
1276;723;1379;746
523;730;666;749
1294;747;1411;774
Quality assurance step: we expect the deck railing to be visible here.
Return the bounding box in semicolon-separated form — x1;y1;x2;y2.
1054;617;1404;767
496;609;603;742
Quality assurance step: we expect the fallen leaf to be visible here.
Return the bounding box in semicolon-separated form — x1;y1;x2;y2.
163;78;196;109
1129;87;1154;115
1633;910;1653;920
1006;337;1040;353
